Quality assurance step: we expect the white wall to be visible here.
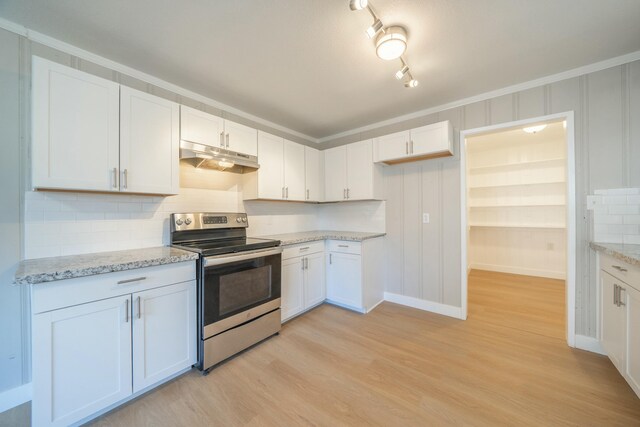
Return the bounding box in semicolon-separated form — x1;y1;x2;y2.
325;60;640;338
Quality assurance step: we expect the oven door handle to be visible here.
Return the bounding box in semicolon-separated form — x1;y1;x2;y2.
203;247;283;267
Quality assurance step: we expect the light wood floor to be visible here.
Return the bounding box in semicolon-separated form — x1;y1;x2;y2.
3;271;639;426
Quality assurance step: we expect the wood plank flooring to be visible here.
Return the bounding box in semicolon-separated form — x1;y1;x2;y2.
3;271;639;426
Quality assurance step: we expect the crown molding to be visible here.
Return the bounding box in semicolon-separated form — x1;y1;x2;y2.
318;49;640;143
0;16;319;144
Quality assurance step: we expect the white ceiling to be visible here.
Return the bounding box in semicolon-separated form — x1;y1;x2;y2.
1;0;639;140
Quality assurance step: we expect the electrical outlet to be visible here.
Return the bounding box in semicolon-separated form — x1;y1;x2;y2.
423;213;430;224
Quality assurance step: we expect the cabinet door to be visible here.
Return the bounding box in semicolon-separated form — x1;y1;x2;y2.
132;281;196;392
411;121;452;157
305;146;322;202
180;105;224;148
326;252;362;310
257;131;285;199
120;87;180;195
601;271;626;373
281;257;305;321
625;285;640;397
284;140;306;201
375;130;410;162
304;252;326;308
224;119;258;156
324;146;347;202
346;139;374;200
32;56;120;192
32;295;132;427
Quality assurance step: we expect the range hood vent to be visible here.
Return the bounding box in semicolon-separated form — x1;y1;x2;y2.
179;140;259;173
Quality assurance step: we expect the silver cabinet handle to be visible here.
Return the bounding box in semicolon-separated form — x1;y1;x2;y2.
329;253;332;264
122;169;128;189
286;187;289;199
405;141;409;155
299;246;310;251
338;244;349;248
112;167;118;188
226;133;230;148
618;286;626;307
306;189;310;200
117;276;147;285
220;131;225;147
612;265;628;272
137;296;142;318
347;188;350;199
304;258;308;269
410;140;414;154
614;284;618;306
301;258;305;270
125;299;129;323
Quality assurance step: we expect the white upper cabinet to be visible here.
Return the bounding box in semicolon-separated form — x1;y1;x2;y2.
323;146;348;202
32;56;120;192
244;132;306;201
374;120;453;164
224;120;258;157
283;140;305;201
180;105;224;148
255;131;285;199
304;146;323;202
324;139;383;202
120;87;180;195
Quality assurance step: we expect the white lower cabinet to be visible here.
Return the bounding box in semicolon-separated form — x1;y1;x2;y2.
31;262;196;426
599;253;640;398
281;243;325;322
325;239;384;313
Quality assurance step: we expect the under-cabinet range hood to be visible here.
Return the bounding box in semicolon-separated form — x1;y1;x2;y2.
180;140;260;173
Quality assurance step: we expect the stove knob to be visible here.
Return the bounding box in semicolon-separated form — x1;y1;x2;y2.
176;219;184;226
185;218;192;225
236;217;242;223
241;217;247;223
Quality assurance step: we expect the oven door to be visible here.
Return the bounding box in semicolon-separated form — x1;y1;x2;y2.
201;247;281;339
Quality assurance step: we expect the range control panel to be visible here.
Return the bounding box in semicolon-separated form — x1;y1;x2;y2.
170;212;248;232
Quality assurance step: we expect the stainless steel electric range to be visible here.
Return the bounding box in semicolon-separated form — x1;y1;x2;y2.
170;212;282;373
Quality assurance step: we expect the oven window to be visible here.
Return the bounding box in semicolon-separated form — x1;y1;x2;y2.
218;265;272;316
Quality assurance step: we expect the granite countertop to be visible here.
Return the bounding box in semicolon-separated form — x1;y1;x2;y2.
15;246;199;285
256;230;386;246
590;242;640;267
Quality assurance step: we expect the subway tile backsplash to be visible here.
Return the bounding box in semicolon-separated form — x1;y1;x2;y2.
591;188;640;244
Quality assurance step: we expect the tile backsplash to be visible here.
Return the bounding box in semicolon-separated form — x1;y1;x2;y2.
591;188;640;244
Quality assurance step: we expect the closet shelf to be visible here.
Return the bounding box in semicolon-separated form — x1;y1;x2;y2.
469;223;566;229
469;180;565;190
469;203;566;208
468;157;565;172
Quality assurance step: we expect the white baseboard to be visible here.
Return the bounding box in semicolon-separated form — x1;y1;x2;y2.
384;292;464;320
470;263;566;280
0;382;32;413
574;334;606;355
366;298;385;313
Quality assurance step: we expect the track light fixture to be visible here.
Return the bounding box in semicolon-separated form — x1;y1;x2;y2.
349;1;418;88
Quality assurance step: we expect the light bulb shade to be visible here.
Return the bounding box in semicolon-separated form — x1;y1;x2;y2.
404;79;419;88
523;124;547;134
376;26;407;60
349;0;368;11
366;19;383;38
218;160;235;168
395;65;409;80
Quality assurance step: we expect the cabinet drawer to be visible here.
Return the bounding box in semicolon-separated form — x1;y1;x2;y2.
282;241;324;260
601;254;640;291
326;240;361;255
32;261;196;314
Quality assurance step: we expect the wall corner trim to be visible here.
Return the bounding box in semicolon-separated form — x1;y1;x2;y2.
384;292;464;320
0;382;32;414
574;334;606;355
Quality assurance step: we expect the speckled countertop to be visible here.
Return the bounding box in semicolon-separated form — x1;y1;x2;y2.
15;246;199;285
256;230;386;246
590;242;640;267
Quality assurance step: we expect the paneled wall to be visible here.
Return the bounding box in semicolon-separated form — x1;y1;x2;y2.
325;60;640;338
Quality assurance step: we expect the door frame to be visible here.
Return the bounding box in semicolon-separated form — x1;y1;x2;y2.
459;111;576;347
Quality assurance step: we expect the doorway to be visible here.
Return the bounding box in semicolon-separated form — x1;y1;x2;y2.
460;113;576;346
